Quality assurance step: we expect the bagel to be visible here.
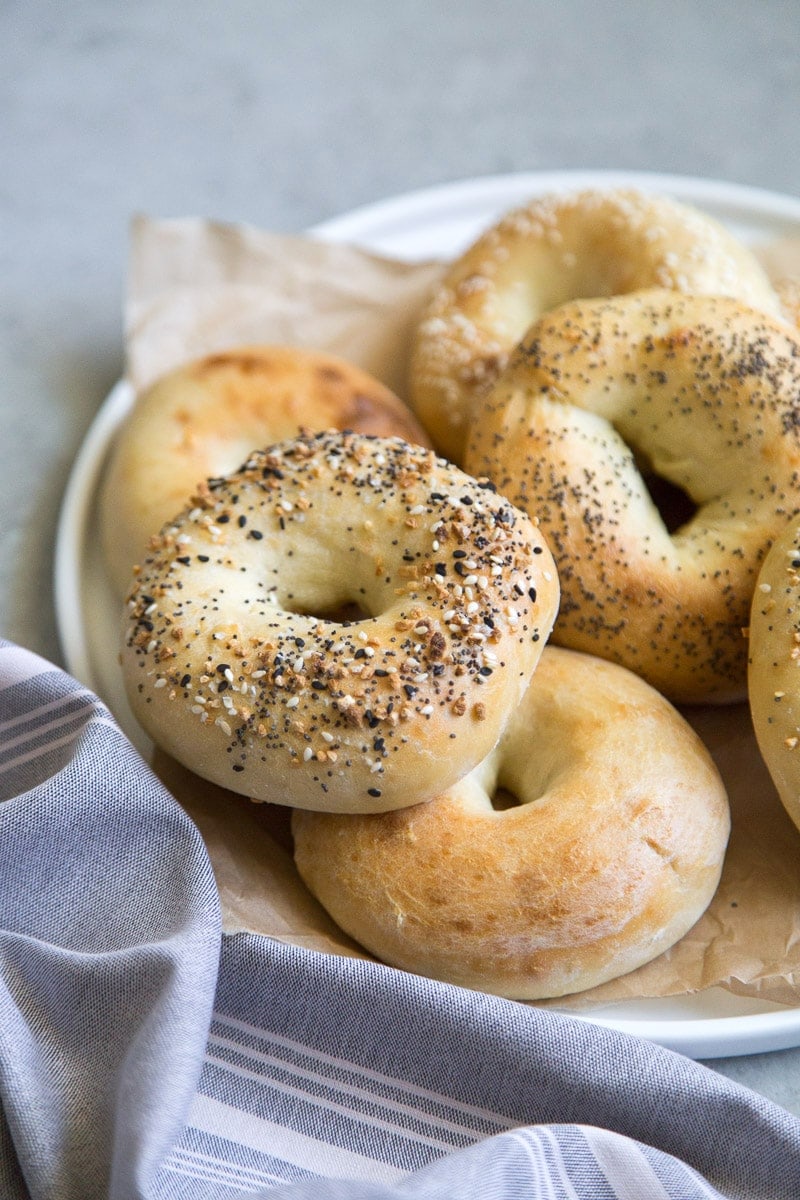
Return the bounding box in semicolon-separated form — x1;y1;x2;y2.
100;345;432;595
292;645;730;999
121;430;560;813
463;290;800;704
748;515;800;834
410;188;783;463
776;277;800;331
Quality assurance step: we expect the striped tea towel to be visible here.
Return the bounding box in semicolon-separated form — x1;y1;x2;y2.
0;637;798;1200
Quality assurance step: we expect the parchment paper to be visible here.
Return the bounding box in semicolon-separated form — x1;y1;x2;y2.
125;212;800;1011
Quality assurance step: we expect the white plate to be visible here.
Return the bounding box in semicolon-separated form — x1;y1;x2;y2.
55;169;800;1060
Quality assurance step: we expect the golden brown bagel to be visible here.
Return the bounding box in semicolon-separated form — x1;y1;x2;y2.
463;290;800;704
121;430;559;814
100;345;432;595
292;645;730;999
748;516;800;834
410;188;782;463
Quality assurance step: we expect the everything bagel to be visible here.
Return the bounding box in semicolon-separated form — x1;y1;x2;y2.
292;645;730;999
121;430;559;813
100;345;431;595
410;188;782;463
464;290;800;704
748;516;800;834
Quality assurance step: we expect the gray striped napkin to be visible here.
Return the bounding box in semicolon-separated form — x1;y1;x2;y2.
0;637;798;1199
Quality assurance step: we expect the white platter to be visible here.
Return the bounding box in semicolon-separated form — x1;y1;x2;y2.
55;169;800;1060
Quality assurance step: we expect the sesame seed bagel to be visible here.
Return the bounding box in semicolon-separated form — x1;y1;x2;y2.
748;516;800;834
463;290;800;704
121;430;559;813
410;188;782;463
101;345;431;596
292;645;730;999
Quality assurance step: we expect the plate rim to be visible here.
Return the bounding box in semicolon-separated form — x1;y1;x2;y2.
309;167;800;247
56;168;800;1059
54;378;134;694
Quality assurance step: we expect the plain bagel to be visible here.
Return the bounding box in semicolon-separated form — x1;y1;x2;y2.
100;345;432;595
463;290;800;704
292;644;730;1000
121;430;559;813
410;187;783;463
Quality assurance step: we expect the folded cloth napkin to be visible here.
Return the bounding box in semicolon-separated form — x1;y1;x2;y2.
1;639;799;1200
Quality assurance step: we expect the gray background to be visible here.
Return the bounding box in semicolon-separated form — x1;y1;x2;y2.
4;0;800;1112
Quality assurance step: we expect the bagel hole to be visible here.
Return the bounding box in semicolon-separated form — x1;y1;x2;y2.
641;472;697;533
631;449;697;533
490;785;522;812
291;600;372;625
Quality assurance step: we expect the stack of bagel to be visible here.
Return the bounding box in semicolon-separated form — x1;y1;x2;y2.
104;186;800;1001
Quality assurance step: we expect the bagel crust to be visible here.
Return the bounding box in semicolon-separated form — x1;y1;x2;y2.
292;645;730;999
464;291;800;704
121;431;559;813
100;345;432;595
748;516;800;834
410;188;782;463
